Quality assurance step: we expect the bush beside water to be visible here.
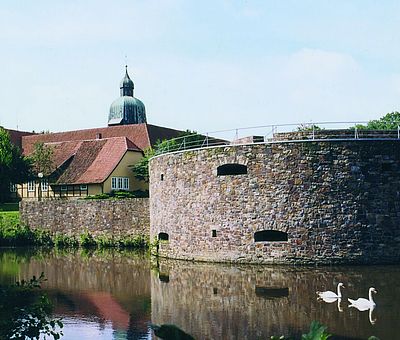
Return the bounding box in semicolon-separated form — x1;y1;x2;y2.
0;212;148;249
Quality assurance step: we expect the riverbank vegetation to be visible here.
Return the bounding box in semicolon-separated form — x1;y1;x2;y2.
0;212;148;249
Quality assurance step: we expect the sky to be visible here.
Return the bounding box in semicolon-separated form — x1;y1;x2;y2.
1;0;400;135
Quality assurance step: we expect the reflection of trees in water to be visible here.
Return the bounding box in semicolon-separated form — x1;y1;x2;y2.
0;273;63;340
15;249;152;336
151;259;400;340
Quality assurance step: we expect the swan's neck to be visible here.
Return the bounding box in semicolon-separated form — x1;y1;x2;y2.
369;289;375;304
337;284;342;297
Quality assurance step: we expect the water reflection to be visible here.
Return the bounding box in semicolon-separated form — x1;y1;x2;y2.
0;248;399;339
151;258;400;340
1;248;152;340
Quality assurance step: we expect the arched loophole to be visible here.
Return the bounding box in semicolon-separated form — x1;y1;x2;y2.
217;163;247;176
159;273;170;283
158;232;169;241
254;230;288;242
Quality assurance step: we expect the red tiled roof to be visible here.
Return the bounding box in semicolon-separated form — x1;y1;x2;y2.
21;123;183;155
41;137;140;185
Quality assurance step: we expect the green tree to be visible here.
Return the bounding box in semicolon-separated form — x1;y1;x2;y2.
297;124;323;132
131;130;201;183
0;127;31;202
131;148;155;183
356;111;400;130
0;273;63;339
30;142;54;176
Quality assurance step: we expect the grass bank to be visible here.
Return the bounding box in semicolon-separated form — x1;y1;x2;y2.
0;211;148;249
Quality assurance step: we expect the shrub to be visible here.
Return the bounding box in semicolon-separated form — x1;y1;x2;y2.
79;231;97;248
54;233;79;248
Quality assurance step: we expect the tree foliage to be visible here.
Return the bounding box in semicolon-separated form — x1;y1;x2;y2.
356;111;400;130
29;142;54;176
297;124;323;132
131;130;200;183
0;273;63;339
0;127;31;202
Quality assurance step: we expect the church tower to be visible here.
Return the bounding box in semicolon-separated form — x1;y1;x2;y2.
108;66;147;126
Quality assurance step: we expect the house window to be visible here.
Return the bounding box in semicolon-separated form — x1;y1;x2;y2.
217;164;247;176
9;183;16;192
111;177;129;190
123;178;129;190
254;230;288;242
41;179;49;191
60;185;68;191
28;181;35;192
80;185;88;191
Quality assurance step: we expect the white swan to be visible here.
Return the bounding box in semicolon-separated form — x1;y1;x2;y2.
317;282;344;299
348;287;377;311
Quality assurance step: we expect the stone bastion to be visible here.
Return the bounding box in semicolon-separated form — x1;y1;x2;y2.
149;131;400;265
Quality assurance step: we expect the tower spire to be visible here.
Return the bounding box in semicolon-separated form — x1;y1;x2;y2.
120;65;134;97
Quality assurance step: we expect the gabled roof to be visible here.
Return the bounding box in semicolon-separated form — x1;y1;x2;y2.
21;123;183;155
43;137;140;185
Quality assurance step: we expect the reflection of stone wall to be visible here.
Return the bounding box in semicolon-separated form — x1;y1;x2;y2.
151;258;399;340
20;198;149;238
150;139;400;264
19;250;151;298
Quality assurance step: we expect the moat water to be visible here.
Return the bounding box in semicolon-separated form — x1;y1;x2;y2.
0;248;398;340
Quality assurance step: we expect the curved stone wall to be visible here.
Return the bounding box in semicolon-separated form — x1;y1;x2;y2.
149;139;400;264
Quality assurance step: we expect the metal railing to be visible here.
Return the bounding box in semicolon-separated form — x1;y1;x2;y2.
154;121;400;156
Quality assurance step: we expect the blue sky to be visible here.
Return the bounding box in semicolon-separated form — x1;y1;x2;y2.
1;0;400;133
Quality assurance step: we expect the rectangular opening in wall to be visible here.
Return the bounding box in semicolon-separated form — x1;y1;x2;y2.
212;230;217;237
254;230;288;242
161;174;164;181
217;163;247;176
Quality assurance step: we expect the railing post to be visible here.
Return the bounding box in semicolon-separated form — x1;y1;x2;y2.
235;129;238;140
312;125;315;140
354;126;358;139
206;133;209;147
398;125;400;139
183;136;186;149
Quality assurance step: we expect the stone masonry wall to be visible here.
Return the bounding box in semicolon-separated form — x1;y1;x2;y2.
150;139;400;264
20;198;149;238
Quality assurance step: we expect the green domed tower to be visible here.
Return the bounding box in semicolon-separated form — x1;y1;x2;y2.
108;66;147;126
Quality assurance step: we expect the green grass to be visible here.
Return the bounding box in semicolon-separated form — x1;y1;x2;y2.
0;211;19;227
